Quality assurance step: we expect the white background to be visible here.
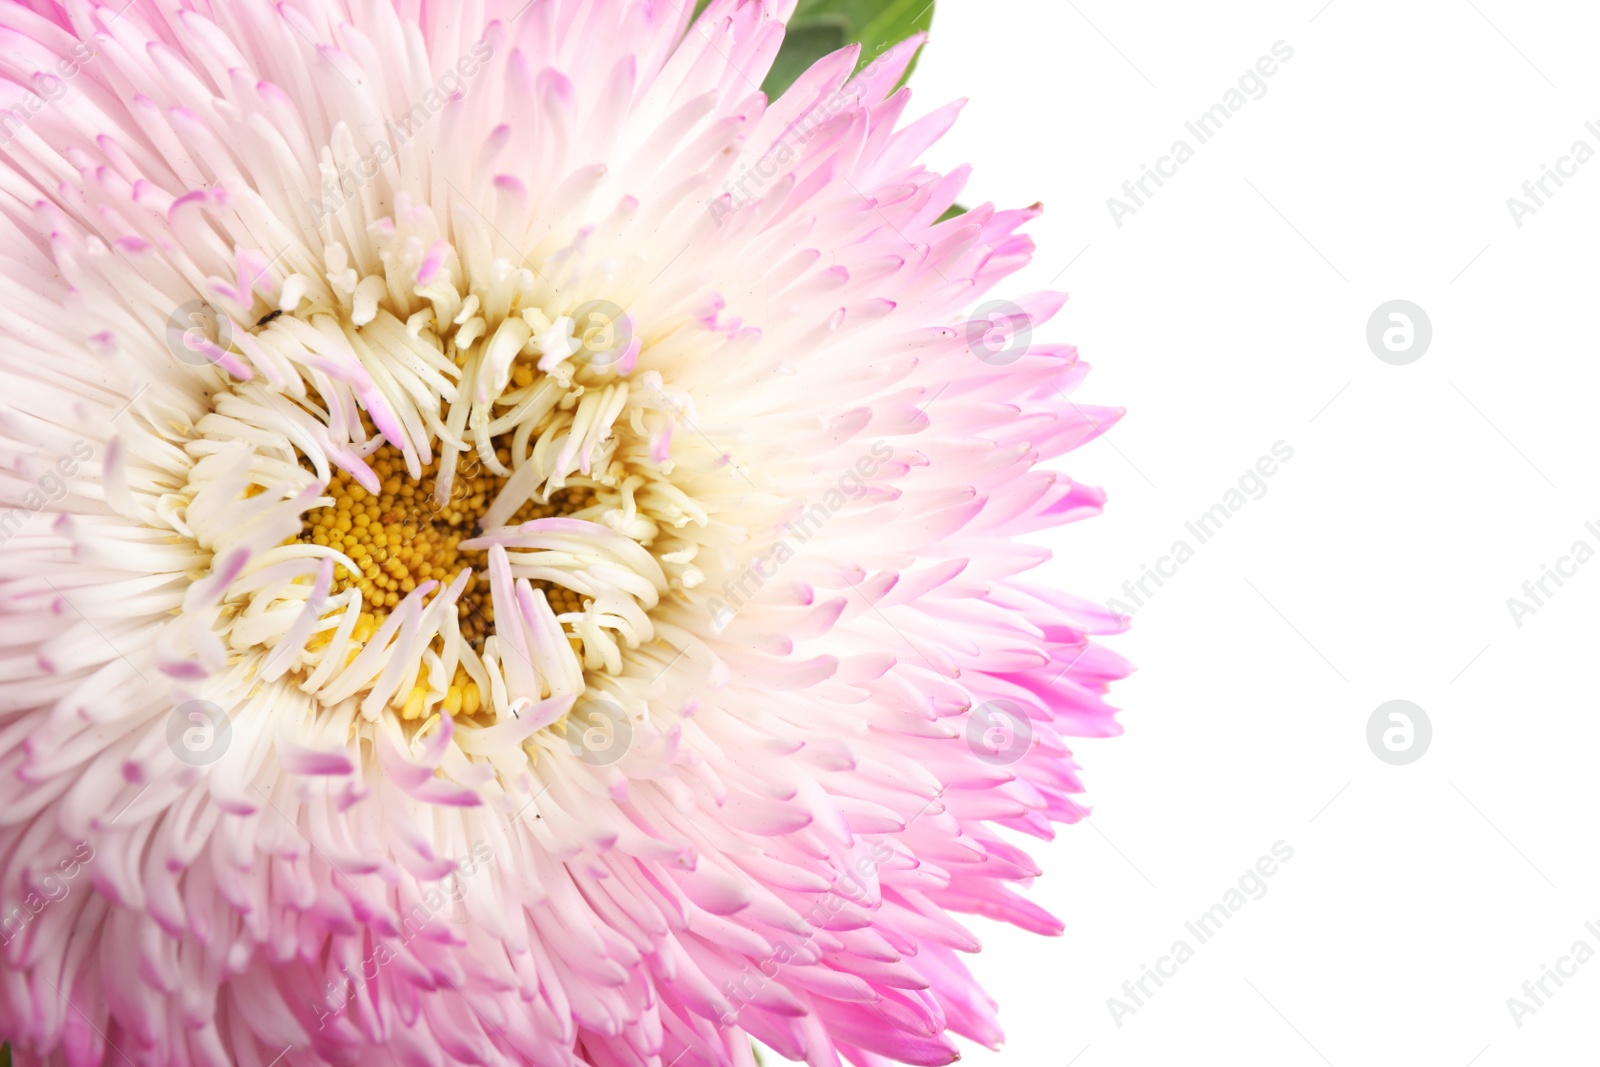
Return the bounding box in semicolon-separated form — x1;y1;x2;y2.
780;1;1600;1064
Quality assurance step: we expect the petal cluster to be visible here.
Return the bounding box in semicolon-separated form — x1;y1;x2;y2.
0;2;1128;1065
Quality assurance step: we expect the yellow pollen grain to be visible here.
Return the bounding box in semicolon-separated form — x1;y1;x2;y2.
295;442;594;652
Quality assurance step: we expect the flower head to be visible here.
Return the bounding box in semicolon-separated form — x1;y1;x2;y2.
0;1;1127;1064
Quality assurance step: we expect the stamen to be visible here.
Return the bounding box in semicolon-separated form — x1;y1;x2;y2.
296;441;593;648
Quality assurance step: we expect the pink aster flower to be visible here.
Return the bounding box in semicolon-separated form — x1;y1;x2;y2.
0;1;1128;1065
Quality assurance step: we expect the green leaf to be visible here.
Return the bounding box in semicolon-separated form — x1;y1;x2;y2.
692;0;936;97
768;0;936;97
760;16;850;98
849;0;936;65
936;203;968;223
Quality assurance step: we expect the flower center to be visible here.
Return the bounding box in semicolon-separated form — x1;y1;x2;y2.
170;220;699;727
295;440;594;649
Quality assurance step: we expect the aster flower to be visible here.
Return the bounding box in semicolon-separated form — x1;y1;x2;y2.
0;1;1128;1065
